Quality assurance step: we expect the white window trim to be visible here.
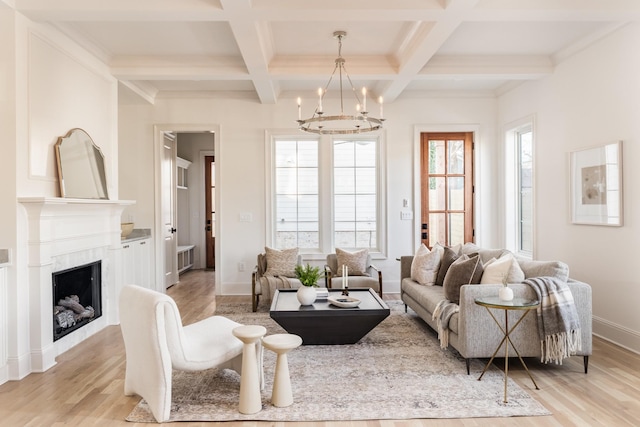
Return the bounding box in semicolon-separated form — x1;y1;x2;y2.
504;116;536;259
265;130;387;260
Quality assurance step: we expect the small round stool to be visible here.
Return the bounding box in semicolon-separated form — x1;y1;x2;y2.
262;333;303;407
232;325;267;414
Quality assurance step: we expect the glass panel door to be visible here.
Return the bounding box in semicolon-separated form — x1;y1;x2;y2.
421;133;474;248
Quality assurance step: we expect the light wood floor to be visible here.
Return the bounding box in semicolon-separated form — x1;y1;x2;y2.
1;269;638;426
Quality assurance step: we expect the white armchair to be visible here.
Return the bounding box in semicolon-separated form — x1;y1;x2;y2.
119;285;245;422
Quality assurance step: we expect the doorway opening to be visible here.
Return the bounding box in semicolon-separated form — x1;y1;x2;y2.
154;126;217;290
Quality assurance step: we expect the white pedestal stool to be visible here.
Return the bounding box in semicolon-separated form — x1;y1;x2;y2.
232;325;267;414
262;333;302;407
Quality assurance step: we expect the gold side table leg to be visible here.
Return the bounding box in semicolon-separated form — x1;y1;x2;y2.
477;307;539;404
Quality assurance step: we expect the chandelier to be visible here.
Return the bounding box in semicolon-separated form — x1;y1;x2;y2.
296;31;384;135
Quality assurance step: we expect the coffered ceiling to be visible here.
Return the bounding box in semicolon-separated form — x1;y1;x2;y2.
10;0;640;104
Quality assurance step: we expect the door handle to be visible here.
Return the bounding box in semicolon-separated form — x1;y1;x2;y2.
170;227;177;234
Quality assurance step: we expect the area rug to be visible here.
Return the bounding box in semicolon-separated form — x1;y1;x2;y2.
126;301;550;422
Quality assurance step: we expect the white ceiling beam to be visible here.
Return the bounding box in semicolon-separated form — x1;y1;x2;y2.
421;55;553;78
381;0;482;102
110;55;247;79
220;0;277;104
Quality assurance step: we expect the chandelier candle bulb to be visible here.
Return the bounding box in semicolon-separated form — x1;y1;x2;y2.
379;96;384;119
362;87;367;112
318;88;323;113
297;97;301;120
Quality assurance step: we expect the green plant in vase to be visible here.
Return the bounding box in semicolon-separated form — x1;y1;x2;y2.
294;263;324;306
295;263;323;287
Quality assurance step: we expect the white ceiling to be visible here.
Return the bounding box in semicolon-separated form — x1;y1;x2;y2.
12;0;640;104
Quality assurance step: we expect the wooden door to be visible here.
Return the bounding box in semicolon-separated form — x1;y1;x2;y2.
420;132;474;248
205;155;215;269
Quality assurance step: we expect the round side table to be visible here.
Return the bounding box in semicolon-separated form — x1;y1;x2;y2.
262;333;303;407
232;325;267;414
475;296;540;403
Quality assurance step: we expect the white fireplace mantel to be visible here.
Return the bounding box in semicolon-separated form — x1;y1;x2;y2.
18;197;135;373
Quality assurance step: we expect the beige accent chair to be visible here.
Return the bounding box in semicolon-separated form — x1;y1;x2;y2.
251;253;304;312
119;285;246;422
324;253;383;297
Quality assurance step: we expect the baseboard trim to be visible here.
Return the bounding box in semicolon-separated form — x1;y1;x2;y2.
593;316;640;355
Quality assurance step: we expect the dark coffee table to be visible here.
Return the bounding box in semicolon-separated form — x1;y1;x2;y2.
269;288;390;345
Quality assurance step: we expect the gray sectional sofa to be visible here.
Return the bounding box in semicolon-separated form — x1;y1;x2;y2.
400;244;592;374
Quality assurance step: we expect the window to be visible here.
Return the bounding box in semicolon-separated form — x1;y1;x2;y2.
273;139;319;249
268;134;384;255
333;140;377;249
505;121;533;256
517;128;533;255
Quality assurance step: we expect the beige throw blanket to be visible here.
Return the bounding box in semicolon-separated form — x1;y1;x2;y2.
524;276;582;364
264;275;292;303
432;299;460;349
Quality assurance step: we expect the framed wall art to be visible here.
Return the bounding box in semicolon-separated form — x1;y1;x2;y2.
570;141;623;226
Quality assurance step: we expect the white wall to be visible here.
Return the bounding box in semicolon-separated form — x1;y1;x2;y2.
498;23;640;353
118;93;499;295
1;11;120;382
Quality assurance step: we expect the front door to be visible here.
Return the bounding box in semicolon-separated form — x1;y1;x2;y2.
205;155;215;270
420;132;474;248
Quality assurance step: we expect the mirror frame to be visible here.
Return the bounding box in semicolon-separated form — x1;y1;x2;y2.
54;128;110;199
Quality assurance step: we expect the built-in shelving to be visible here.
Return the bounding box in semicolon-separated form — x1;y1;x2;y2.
177;245;195;274
176;157;192;189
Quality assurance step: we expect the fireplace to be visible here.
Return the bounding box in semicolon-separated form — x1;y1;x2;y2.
52;261;102;341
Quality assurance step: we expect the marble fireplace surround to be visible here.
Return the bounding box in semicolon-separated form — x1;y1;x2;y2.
18;197;134;373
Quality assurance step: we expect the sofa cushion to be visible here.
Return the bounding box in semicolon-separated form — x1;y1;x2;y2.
264;247;298;278
410;244;441;286
435;246;461;286
462;242;509;264
401;278;446;315
336;248;369;276
443;254;484;303
480;253;525;284
516;257;570;282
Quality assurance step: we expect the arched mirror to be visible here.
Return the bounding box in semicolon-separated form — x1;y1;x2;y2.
54;128;109;199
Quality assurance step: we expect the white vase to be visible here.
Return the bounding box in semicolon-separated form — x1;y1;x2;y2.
499;286;514;301
297;286;317;305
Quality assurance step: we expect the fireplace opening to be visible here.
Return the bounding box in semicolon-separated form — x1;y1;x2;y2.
52;261;102;341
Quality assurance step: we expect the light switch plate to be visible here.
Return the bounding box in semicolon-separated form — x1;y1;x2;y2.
400;211;413;220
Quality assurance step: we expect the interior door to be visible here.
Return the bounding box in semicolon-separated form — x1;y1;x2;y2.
420;132;474;248
205;155;215;269
162;133;178;288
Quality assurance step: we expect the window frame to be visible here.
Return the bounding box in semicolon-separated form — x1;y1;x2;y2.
504;118;535;258
266;131;386;259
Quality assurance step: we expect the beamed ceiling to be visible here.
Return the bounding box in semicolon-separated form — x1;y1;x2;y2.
10;0;640;104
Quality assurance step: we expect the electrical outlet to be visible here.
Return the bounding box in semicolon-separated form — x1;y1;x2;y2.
238;262;246;272
400;211;413;220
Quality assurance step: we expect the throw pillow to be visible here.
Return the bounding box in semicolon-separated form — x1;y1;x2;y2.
435;245;461;286
264;247;298;278
443;254;484;303
480;253;525;284
336;248;368;276
516;258;570;282
410;244;441;286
